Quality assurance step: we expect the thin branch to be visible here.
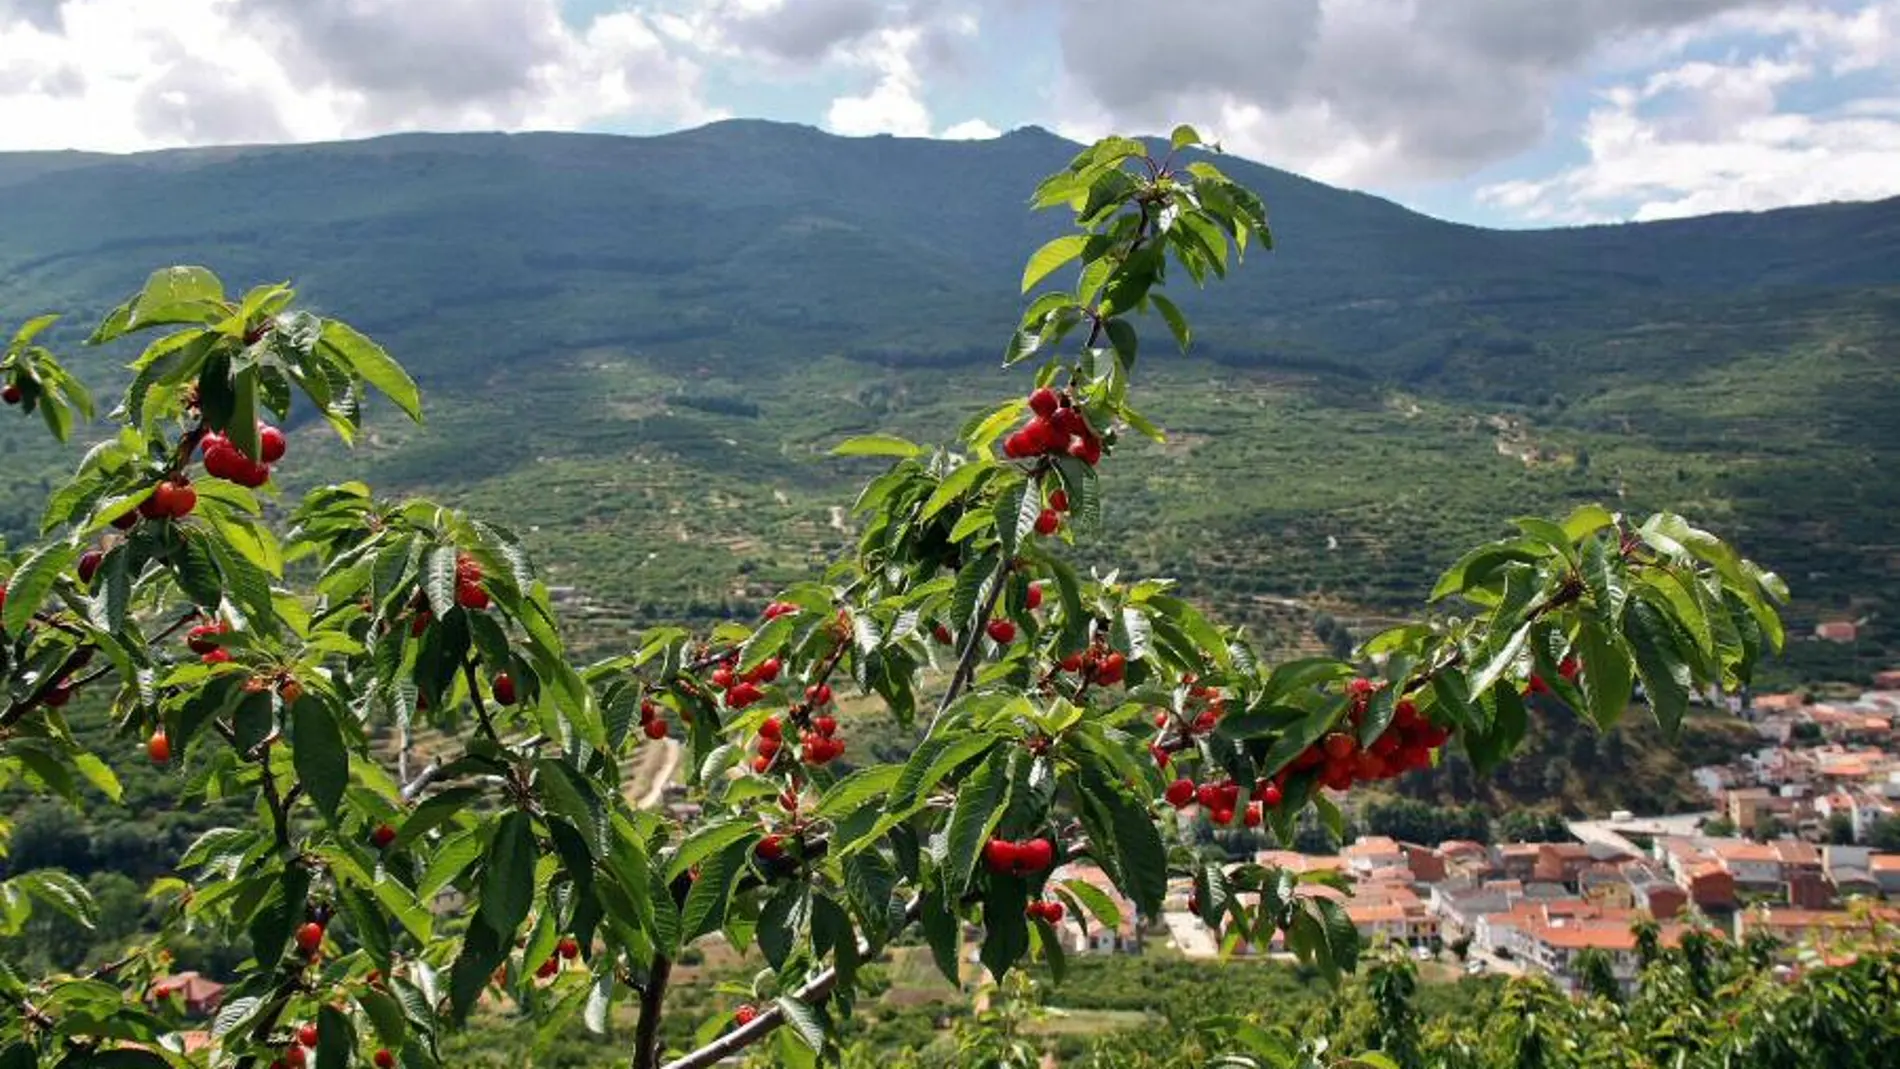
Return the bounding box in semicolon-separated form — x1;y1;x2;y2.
630;953;673;1069
659;896;925;1069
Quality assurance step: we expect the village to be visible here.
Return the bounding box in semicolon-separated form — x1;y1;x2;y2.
1033;667;1900;993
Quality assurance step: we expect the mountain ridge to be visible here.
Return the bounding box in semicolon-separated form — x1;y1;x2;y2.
0;120;1895;680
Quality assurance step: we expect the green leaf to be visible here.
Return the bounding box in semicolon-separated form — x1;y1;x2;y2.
1150;293;1191;352
678;840;750;943
1078;761;1166;916
1575;617;1634;730
815;765;903;821
1104;318;1138;368
316;1002;356;1069
1623;596;1692;737
1169;123;1203;150
777;995;827;1053
1021;234;1089;293
291;697;350;821
1060;878;1122;931
944;749;1012;893
830;434;923;458
477;811;539;940
322;320;422;421
665;818;758;882
3;540;79;634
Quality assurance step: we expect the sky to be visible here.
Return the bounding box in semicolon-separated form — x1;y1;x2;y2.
1;0;1897;227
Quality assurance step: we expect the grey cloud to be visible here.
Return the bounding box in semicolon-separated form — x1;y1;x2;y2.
711;0;975;75
0;0;64;32
134;64;293;144
231;0;566;120
721;0;887;61
1054;0;1780;180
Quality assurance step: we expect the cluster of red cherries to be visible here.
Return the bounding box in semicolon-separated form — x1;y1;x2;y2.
1002;386;1103;467
1164;776;1281;828
709;652;779;712
531;937;582;980
1286;678;1453;792
1025;899;1066;923
751;689;845;772
199;423;286;488
981;836;1056;877
1059;641;1128;687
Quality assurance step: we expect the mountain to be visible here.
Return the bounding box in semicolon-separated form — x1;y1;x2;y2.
2;121;1896;679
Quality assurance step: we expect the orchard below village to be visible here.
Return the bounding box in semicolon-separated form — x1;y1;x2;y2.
0;128;1862;1069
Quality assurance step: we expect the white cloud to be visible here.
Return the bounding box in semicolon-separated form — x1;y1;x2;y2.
1477;6;1900;222
939;118;999;139
0;0;717;152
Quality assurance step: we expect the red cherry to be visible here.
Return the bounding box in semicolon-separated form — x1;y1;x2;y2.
43;682;74;708
259;424;287;464
1059;652;1085;673
294;921;324;955
535;957;559;979
409;610;432;636
558;937;579;960
1527;674;1550;695
1165;778;1196;809
1262;782;1284;807
1028;387;1060;418
202;648;232;665
1025;583;1044;610
1559;656;1581;682
733;1004;759;1026
1002;432;1032;459
1150;744;1170;768
932;624;954;645
374;1050;395;1069
284;1047;306;1069
757;834;785;862
1093;652;1126;686
371;823;397;849
1043;901;1065;922
758;736;780;758
77;550;103;585
1034;508;1060;536
804;683;832;706
985;619;1017;644
749;657;782;684
759;716;782;741
1;384;19;404
1048;489;1070;513
1210;807;1235;826
1022;416;1063;454
710;666;735;689
751;755;772;774
643;718;669;740
297;1024;318;1048
1244;802;1264;828
492;673;517;705
982;839;1020;875
1322;732;1357;760
726;682;764;709
1068;434;1102;466
456;581;490;611
158;479;197;518
147;730;171;765
1017;837;1055;873
779;790;799;812
812;715;838;738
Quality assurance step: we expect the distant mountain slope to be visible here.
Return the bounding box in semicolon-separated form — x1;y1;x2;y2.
1;121;1895;681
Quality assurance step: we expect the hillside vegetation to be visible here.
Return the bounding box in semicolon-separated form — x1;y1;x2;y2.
3;122;1896;677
